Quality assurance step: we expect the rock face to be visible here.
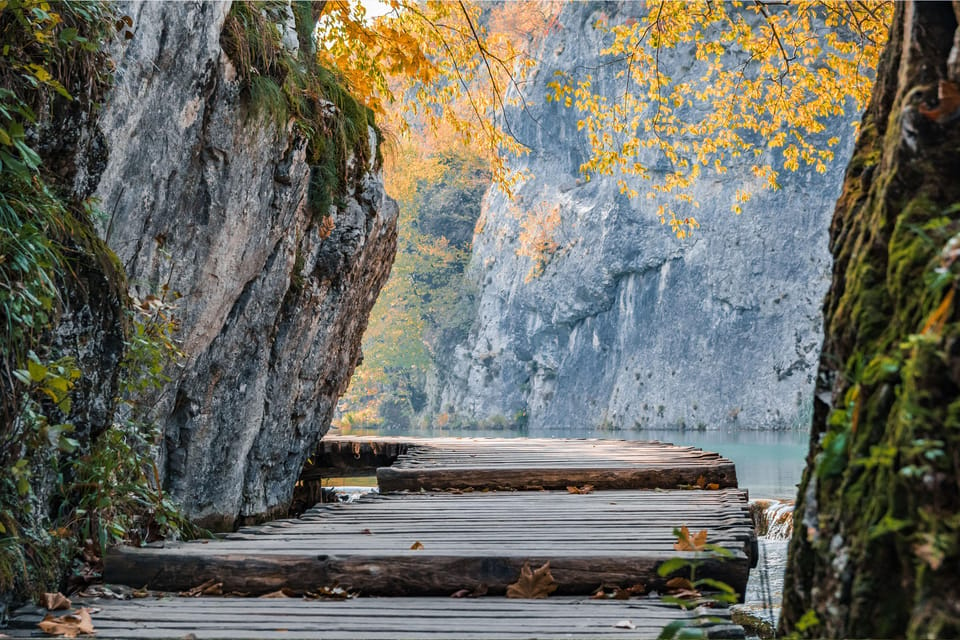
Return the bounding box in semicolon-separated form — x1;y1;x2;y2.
429;1;858;432
85;1;397;528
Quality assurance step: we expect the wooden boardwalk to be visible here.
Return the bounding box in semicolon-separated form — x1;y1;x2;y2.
318;436;739;492
10;436;755;638
6;596;745;639
106;488;755;596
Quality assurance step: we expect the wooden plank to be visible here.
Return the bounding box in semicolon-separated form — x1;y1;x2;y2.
7;597;745;639
105;489;755;597
104;548;750;597
354;437;739;492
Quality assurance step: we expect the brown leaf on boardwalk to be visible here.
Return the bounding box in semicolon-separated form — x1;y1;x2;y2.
410;540;425;550
695;475;707;488
179;578;222;597
506;561;558;599
42;592;71;611
673;525;708;551
666;577;701;599
261;588;298;598
591;583;635;600
305;586;356;600
706;483;720;490
37;607;95;638
360;528;373;534
566;484;594;494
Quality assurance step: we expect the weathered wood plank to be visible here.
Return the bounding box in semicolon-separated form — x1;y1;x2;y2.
105;489;755;596
104;548;750;597
7;597;745;639
351;437;739;492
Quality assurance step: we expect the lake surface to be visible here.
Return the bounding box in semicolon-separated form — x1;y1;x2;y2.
340;424;810;500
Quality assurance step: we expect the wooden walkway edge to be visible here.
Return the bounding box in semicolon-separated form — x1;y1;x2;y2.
105;488;755;597
315;436;740;492
6;596;746;639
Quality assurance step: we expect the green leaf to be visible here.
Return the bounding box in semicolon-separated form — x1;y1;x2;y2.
657;557;691;577
693;577;736;593
657;619;692;640
0;127;10;146
58;27;79;44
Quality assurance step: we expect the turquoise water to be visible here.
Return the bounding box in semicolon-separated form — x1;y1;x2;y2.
341;424;810;501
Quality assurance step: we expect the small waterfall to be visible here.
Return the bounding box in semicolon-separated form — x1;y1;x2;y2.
750;499;795;539
738;500;795;631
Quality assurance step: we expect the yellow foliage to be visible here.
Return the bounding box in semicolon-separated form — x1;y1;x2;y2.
315;1;559;195
546;0;892;235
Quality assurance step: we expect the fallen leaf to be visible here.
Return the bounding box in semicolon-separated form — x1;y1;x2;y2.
706;483;720;490
695;475;706;488
591;583;632;600
305;586;356;600
506;561;558;599
260;587;298;598
665;577;701;599
673;525;708;551
450;589;471;598
179;578;222;597
566;484;594;494
666;577;694;591
132;588;149;598
614;620;636;630
43;592;71;611
360;528;373;535
37;607;95;638
410;541;425;550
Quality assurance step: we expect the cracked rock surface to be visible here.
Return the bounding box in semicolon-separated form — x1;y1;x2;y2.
429;1;856;432
89;1;397;528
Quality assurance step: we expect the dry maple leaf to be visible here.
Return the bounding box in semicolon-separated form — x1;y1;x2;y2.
410;540;425;550
506;561;558;599
566;484;594;494
706;483;720;490
37;607;95;638
673;525;708;551
42;592;71;611
695;475;707;488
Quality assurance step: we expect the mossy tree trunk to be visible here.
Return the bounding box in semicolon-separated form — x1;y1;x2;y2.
780;2;960;637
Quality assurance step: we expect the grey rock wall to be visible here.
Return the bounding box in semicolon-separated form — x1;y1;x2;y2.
86;1;397;528
430;1;857;432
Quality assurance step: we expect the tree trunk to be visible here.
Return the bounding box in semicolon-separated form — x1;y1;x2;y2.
780;2;960;637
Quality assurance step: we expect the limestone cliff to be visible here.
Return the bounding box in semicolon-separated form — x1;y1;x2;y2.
85;1;397;528
429;1;858;432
